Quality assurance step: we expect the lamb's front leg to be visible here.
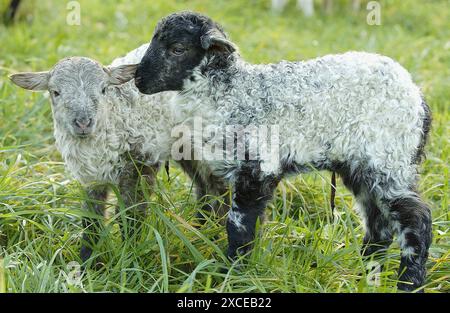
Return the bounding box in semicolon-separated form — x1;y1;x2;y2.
80;186;108;264
116;163;160;240
177;160;230;226
227;161;280;259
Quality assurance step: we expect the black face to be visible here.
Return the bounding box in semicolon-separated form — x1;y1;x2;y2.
135;26;205;94
135;11;236;95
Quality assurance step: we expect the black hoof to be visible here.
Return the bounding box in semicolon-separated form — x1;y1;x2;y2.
80;245;93;264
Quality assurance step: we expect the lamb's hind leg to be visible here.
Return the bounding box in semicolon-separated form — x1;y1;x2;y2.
338;162;431;291
357;190;393;258
336;165;393;258
388;193;432;292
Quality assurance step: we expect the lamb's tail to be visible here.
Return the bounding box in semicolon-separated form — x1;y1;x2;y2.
413;97;432;164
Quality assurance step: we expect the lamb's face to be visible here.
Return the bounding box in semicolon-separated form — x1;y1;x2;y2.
48;58;109;138
135;11;236;95
10;57;137;139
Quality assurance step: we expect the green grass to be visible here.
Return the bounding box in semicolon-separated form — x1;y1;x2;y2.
0;0;449;293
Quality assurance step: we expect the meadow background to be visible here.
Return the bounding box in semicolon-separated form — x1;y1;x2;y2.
0;0;448;293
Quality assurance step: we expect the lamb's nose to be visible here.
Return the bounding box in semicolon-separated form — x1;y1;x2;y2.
74;118;92;130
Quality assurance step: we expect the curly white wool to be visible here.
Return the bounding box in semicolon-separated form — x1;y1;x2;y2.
179;51;426;199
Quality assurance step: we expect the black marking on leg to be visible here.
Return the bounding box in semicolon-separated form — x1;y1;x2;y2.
330;162;394;257
390;195;432;292
226;161;280;259
360;192;393;257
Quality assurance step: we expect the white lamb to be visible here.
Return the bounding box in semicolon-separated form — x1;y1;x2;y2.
10;44;228;264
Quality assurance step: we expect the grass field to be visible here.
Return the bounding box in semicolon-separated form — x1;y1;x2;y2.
0;0;449;293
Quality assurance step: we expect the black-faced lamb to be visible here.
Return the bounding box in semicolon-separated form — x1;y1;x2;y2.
10;45;229;264
134;11;432;292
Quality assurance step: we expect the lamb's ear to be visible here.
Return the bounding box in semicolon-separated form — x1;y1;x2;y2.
106;64;138;85
200;28;237;54
9;71;49;91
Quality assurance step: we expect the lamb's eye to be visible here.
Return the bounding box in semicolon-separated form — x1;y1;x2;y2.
171;44;187;56
102;87;107;95
52;90;60;97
